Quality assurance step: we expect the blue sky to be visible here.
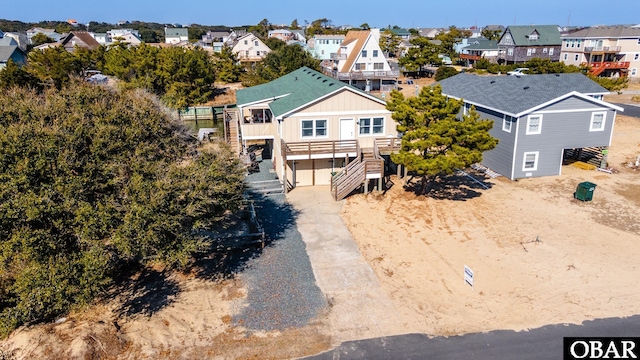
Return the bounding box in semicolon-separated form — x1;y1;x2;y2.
3;0;639;29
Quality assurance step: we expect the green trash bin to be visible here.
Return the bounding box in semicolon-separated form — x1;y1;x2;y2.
574;181;597;201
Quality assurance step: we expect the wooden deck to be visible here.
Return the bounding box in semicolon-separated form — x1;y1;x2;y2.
281;139;359;160
374;137;402;155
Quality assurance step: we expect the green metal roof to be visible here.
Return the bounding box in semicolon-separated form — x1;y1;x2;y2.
464;39;498;51
236;67;384;118
505;25;561;46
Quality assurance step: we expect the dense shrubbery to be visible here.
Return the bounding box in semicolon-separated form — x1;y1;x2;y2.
434;66;459;81
0;44;220;109
473;58;582;75
241;43;321;87
0;83;246;337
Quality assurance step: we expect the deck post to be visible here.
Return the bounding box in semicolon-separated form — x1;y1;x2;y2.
397;163;401;178
378;177;382;192
283;160;288;194
363;180;368;195
292;160;296;188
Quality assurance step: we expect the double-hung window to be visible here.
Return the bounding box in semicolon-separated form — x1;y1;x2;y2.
359;117;384;135
301;119;328;138
526;115;542;135
589;112;606;132
502;116;512;133
522;152;539;171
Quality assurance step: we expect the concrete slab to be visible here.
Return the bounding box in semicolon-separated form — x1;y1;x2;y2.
287;186;402;342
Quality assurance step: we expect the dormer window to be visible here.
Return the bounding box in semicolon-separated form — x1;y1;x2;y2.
528;33;539;40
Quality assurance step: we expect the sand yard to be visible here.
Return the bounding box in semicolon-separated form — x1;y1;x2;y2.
340;112;640;336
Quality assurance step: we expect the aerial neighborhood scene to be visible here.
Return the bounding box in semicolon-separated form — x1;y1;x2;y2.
2;0;640;358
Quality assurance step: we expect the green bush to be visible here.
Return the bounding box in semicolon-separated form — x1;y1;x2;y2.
435;66;459;81
0;83;245;337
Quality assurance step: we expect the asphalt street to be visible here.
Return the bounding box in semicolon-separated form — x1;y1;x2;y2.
306;315;640;360
614;103;640;118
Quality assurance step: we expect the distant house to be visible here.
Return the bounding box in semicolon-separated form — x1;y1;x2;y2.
201;30;230;49
268;29;294;41
323;29;398;91
0;43;27;69
309;34;345;60
498;25;562;64
290;29;306;42
560;25;640;79
418;28;441;38
2;32;28;51
459;38;499;65
482;25;505;38
469;26;482;38
165;27;188;44
92;33;108;45
60;31;101;52
390;28;411;40
26;27;64;44
438;73;622;180
231;33;271;62
109;30;142;45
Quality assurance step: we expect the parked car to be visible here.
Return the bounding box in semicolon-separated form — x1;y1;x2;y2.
507;68;529;76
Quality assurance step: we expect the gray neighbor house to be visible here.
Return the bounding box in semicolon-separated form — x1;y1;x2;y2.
437;73;623;180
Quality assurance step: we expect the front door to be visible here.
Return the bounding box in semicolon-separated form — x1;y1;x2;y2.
340;118;355;140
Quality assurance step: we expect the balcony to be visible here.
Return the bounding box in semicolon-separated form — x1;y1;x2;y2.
374;137;402;155
459;53;481;61
330;53;346;60
584;46;621;54
583;61;630;76
281;139;360;160
327;69;400;80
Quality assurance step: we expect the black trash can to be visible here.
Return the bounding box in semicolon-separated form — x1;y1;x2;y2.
574;181;597;201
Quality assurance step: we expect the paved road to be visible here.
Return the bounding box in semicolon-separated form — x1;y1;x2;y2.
305;315;640;360
614;103;640;118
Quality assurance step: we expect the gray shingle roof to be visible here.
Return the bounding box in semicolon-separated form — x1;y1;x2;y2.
437;73;610;116
0;45;22;62
562;25;640;38
236;67;384;118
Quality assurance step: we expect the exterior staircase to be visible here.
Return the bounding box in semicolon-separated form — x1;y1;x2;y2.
224;109;242;155
246;179;285;196
330;147;385;201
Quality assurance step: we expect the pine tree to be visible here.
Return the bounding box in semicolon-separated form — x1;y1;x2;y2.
388;84;498;194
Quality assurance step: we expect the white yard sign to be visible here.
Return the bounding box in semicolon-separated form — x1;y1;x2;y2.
464;265;474;289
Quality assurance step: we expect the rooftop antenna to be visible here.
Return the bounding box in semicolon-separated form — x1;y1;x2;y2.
514;15;517;25
567;10;571;27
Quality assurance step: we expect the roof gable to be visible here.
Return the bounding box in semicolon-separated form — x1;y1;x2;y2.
236;67;385;118
61;31;100;50
437;73;615;116
338;30;370;72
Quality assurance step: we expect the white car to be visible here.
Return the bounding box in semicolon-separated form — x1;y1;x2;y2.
507;68;529;76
